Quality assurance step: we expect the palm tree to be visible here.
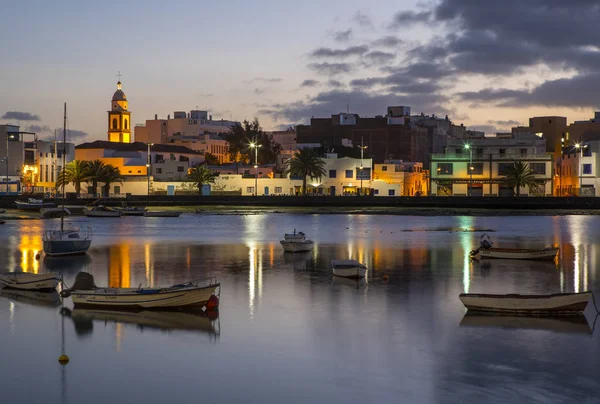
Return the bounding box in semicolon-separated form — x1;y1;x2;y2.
284;148;326;195
187;165;218;195
98;165;124;197
503;161;539;196
86;159;106;197
56;160;92;196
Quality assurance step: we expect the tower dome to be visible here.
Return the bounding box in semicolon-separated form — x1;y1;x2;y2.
112;81;127;101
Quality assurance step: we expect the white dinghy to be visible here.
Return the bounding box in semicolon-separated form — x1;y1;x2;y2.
470;233;559;260
280;229;314;253
331;260;367;279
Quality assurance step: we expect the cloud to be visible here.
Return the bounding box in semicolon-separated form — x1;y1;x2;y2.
310;45;369;58
328;80;344;88
300;79;320;88
333;29;352;42
24;124;89;141
254;88;267;95
245;77;282;84
1;111;41;121
273;124;298;131
488;120;521;127
308;62;354;76
363;51;396;65
198;93;214;97
67;129;89;141
372;36;404;48
353;11;373;28
389;10;432;29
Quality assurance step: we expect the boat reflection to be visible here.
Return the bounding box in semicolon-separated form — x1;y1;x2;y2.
471;258;559;272
43;254;93;273
332;275;368;289
282;251;313;270
64;308;220;339
0;289;61;308
459;312;592;335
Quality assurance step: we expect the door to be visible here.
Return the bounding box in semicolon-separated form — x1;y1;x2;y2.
330;186;336;196
167;185;175;196
264;186;269;196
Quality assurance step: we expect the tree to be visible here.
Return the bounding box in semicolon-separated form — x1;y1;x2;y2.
224;118;281;172
98;165;124;197
57;160;92;196
204;152;220;165
86;159;106;196
503;162;539;196
187;165;218;195
284;148;326;195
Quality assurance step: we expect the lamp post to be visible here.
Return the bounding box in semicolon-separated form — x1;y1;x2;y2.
357;136;368;196
250;142;261;196
574;143;588;196
5;134;15;195
464;143;473;196
146;143;153;196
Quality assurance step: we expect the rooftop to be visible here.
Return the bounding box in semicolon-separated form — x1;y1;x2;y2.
76;140;204;155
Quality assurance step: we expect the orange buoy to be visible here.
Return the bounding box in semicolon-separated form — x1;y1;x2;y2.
58;354;69;365
205;295;219;310
35;253;41;260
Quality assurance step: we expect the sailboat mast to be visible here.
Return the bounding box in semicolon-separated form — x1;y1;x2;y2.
61;103;67;232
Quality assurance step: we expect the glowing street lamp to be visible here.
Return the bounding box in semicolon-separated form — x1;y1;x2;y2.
249;142;261;196
147;142;154;196
574;142;588;196
4;134;15;195
464;143;473;196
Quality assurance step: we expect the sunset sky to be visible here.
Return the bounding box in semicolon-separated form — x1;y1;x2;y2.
1;0;599;142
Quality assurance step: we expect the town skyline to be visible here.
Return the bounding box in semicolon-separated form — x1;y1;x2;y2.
2;0;600;143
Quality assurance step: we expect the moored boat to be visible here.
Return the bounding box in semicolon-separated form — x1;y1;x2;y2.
116;206;146;216
470;233;559;260
84;205;121;217
43;227;92;256
143;211;182;217
280;229;314;253
0;272;60;291
62;272;220;310
15;198;56;211
331;260;367;279
459;292;593;315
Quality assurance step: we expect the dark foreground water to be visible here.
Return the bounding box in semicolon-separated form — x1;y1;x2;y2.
0;214;599;404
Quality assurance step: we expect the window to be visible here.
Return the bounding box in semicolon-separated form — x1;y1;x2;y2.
247;187;254;194
40;152;43;157
137;170;141;174
374;189;379;195
39;165;43;181
520;148;527;156
329;169;337;178
476;148;483;156
498;163;512;175
388;189;395;196
114;186;121;194
156;168;162;174
345;169;353;179
530;163;546;175
112;118;118;129
124;119;128;130
275;187;282;193
455;148;463;154
584;148;592;157
437;163;453;175
177;166;184;172
356;167;371;180
382;166;388;172
583;164;592;175
470;162;483;175
499;149;506;156
128;170;132;173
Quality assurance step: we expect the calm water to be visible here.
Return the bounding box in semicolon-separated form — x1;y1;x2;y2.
0;214;599;404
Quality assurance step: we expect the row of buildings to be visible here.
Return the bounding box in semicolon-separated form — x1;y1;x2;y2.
3;79;600;197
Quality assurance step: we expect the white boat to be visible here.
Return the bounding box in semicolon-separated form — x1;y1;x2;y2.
143;211;182;217
84;205;121;217
470;233;559;260
280;229;314;253
116;206;146;216
459;292;592;316
0;272;60;291
331;260;367;279
62;273;220;310
15;198;56;211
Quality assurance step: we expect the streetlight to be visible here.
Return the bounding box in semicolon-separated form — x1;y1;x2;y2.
357;136;368;196
574;142;588;196
249;142;261;196
464;143;473;196
4;134;15;195
146;142;154;196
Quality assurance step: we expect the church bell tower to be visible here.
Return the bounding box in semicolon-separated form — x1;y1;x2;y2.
107;78;132;143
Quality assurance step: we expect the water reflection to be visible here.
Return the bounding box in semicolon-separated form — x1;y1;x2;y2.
460;312;592;335
44;254;93;274
0;289;61;308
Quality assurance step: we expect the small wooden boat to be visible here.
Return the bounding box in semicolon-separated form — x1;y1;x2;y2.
459;292;592;315
84;205;121;217
331;260;367;279
41;207;71;219
62;273;220;310
0;272;60;291
470;233;558;260
280;229;314;253
15;198;56;211
143;211;181;217
116;206;146;216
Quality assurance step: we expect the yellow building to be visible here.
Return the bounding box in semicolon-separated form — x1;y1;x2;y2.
373;161;426;196
108;81;132;143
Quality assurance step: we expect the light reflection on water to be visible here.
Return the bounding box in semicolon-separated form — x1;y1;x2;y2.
0;214;599;403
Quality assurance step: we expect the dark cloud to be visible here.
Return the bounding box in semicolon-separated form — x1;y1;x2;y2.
328;80;344;88
310;45;369;58
372;36;404;48
333;29;352;43
245;77;282;83
353;11;373;28
457;88;527;103
308;62;354;76
1;111;41;121
300;79;320;88
389;10;432;29
389;82;441;94
259;89;448;124
273;124;298;131
67;129;89;141
363;51;396;65
24;124;52;133
28;125;89;142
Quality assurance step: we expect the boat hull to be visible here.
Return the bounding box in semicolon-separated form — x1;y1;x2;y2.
474;247;558;260
71;284;219;309
84;211;121;217
332;267;367;278
459;292;591;315
280;240;314;253
43;239;92;256
0;273;60;291
143;211;182;217
119;210;145;216
15;201;56;211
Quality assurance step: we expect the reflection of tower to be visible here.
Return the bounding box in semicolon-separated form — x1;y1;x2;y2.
107;79;132;143
108;244;131;288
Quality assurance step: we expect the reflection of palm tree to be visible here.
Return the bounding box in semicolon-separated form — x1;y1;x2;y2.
186;165;218;195
284;148;326;195
98;165;125;197
57;160;91;196
503;162;539;196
